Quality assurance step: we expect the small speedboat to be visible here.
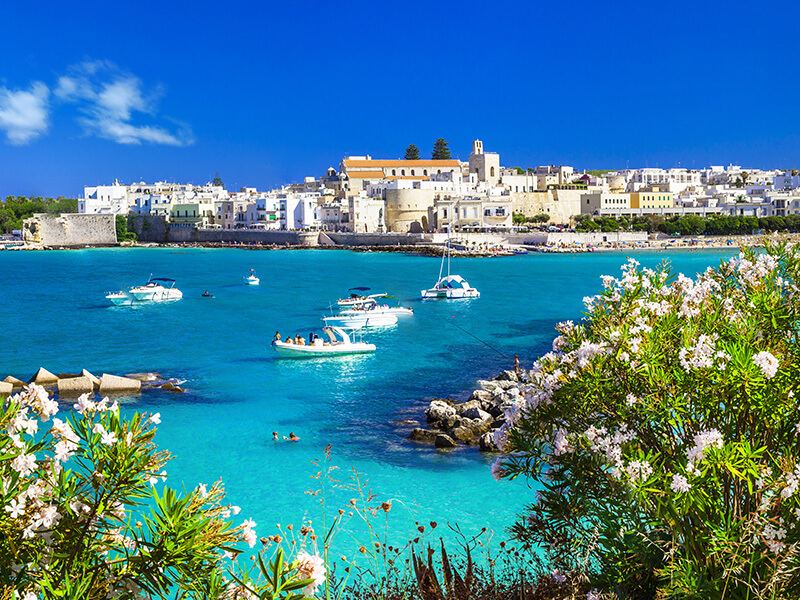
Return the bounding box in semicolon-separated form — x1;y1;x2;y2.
245;270;260;285
337;287;388;307
273;326;376;357
106;291;133;306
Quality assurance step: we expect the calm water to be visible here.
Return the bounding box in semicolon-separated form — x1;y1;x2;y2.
0;246;736;550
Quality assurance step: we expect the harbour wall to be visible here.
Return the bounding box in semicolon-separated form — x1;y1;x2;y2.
22;214;117;247
129;216;315;246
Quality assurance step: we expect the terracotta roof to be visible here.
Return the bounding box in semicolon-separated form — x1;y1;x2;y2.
343;159;460;168
345;171;388;179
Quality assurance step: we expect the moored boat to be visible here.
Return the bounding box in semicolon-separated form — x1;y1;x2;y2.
421;229;479;299
244;269;260;285
109;277;183;304
273;326;376;357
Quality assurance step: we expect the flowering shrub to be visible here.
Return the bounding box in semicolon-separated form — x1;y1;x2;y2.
0;386;314;599
493;239;800;597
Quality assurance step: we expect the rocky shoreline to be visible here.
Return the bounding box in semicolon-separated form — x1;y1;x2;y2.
408;369;527;451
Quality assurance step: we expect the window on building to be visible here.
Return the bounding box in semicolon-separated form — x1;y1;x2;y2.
411;170;415;176
443;209;448;218
392;170;396;176
424;170;428;176
490;166;495;177
401;169;405;176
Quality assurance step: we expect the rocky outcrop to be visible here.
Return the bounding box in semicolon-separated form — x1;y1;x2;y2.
408;369;526;452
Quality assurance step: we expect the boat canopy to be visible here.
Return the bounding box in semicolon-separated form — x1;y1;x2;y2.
149;278;176;283
437;275;471;289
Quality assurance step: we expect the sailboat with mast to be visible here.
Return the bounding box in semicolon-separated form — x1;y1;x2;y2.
420;228;480;299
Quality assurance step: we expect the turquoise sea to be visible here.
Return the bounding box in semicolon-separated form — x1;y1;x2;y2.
0;247;737;551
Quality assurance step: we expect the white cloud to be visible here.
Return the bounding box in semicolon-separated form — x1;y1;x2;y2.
0;82;50;145
56;60;193;146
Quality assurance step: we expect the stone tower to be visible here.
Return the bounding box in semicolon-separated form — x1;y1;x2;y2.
468;139;500;186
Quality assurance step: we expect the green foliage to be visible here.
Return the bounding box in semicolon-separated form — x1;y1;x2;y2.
0;196;78;234
404;145;421;160
585;170;615;176
115;215;138;242
431;138;451;160
514;167;525;175
496;239;800;598
212;172;224;188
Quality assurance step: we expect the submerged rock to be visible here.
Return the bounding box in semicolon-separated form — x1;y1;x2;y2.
434;434;457;449
409;428;439;443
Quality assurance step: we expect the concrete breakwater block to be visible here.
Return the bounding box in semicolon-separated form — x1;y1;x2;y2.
4;375;25;388
80;370;101;389
57;376;95;396
29;367;59;385
0;381;13;397
99;374;141;394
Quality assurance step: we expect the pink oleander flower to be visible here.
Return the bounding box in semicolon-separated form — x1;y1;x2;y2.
753;351;779;379
295;550;326;597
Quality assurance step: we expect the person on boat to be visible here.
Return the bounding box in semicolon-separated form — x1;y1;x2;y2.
272;332;281;344
297;335;306;346
202;290;213;298
272;431;279;441
284;336;294;345
283;432;300;442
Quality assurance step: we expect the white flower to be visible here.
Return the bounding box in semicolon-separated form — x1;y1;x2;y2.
626;394;637;407
150;412;161;425
753;351;779;379
686;429;723;463
670;474;691;494
625;460;653;484
5;497;25;518
295;550;326;596
100;429;118;446
197;483;208;497
11;453;37;477
241;518;257;548
73;394;94;414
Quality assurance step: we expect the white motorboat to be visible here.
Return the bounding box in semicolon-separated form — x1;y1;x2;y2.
337;288;388;307
245;270;260;285
342;298;413;316
323;310;398;329
128;277;183;302
421;230;479;299
273;326;376;357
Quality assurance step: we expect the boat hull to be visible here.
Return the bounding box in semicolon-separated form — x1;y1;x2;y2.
106;292;133;306
245;276;260;285
420;288;480;299
323;313;398;328
273;342;376;357
129;287;183;302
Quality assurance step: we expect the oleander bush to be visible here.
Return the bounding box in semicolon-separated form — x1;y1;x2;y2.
0;386;316;599
493;237;800;598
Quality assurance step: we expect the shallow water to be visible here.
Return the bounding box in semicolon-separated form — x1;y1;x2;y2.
0;246;736;551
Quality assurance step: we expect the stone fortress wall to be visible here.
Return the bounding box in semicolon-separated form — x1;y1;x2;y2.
22;214;117;247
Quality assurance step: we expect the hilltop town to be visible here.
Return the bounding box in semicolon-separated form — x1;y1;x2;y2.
72;140;795;234
10;139;800;250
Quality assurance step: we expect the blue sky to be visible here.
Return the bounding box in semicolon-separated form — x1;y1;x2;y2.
1;0;798;198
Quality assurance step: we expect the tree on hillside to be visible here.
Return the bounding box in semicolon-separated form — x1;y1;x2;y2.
431;138;451;160
404;144;421;160
212;172;224;188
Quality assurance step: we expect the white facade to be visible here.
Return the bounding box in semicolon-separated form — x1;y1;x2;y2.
80;182;129;214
